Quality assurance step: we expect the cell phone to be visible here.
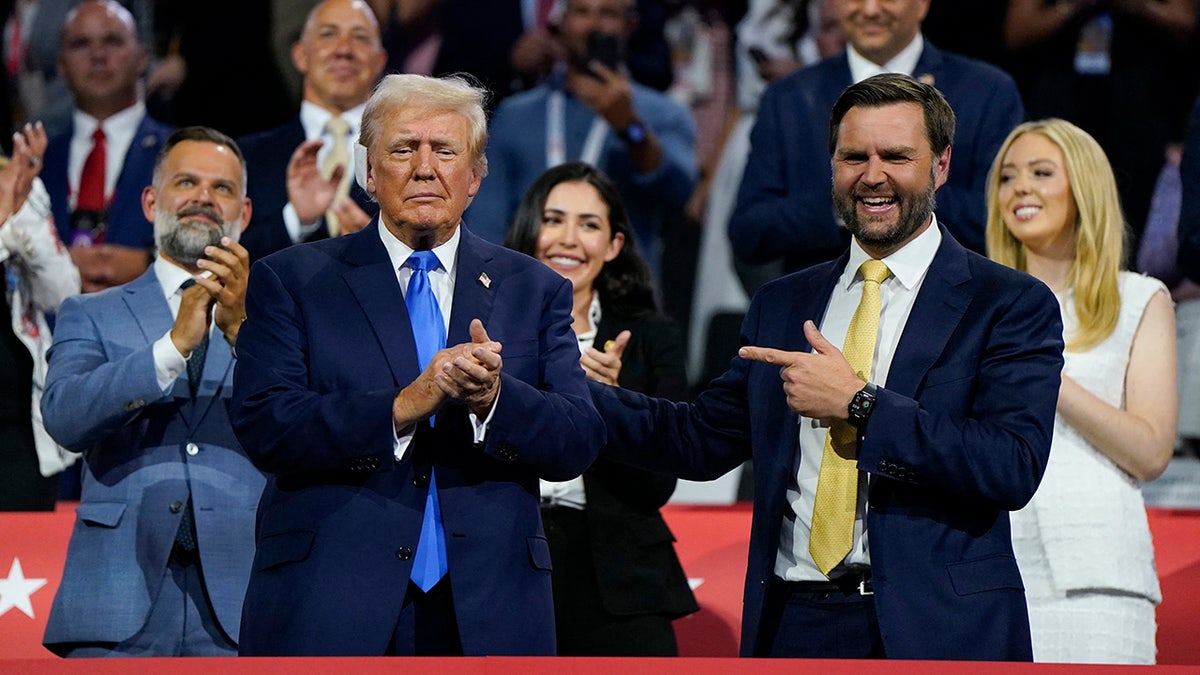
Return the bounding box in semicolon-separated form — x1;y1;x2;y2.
748;46;769;65
585;31;623;78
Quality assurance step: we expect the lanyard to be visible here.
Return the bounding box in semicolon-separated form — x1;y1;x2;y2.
546;90;609;168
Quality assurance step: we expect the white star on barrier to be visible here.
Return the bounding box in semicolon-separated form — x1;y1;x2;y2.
0;558;48;619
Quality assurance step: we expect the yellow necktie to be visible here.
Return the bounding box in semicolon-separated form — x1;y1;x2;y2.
809;259;891;575
321;116;352;237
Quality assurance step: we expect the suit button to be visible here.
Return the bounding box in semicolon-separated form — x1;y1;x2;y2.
186;443;199;456
413;474;429;488
169;501;183;514
397;547;413;561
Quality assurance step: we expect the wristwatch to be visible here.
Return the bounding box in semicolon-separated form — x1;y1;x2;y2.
617;120;647;145
847;382;878;428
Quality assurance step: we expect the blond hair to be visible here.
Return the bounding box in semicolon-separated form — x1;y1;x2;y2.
359;73;489;177
985;119;1125;351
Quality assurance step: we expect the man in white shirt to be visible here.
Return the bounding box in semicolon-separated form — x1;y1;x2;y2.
590;74;1064;660
42;126;264;656
730;0;1024;275
237;0;386;261
42;0;174;292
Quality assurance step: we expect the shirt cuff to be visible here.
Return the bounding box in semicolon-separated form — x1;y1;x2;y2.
152;331;187;392
285;202;325;242
393;423;415;461
468;386;500;444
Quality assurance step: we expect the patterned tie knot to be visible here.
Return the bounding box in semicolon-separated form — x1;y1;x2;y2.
859;259;891;285
325;115;350;137
407;250;440;273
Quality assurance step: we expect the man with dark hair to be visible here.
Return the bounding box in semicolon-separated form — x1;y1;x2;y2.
41;126;262;657
731;0;1023;277
590;73;1064;660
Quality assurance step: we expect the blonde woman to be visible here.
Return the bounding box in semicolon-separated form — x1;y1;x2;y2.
987;118;1176;664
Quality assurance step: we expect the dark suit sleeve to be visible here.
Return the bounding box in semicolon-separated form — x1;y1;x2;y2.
230;259;401;474
858;279;1062;510
590;305;759;482
41;295;164;452
1179;98;1200;283
478;276;606;481
931;71;1024;253
587;315;686;511
729;78;848;268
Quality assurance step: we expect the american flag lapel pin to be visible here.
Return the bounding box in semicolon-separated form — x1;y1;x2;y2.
478;271;492;289
917;73;935;86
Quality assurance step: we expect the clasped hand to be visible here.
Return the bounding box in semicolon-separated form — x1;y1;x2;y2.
169;237;250;354
739;320;864;421
394;319;503;427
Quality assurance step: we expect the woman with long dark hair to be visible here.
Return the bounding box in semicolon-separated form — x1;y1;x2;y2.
505;161;698;655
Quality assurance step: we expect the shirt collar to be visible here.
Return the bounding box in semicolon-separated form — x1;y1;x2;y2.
73;100;145;139
842;214;942;292
300;99;366;141
846;32;924;83
378;221;462;278
154;253;199;300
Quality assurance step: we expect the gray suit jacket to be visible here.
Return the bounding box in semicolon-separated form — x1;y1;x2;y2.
40;266;265;651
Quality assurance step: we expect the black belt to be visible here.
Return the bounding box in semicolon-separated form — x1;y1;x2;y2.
774;571;873;596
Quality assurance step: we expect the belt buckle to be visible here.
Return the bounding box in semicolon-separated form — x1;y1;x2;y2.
858;576;874;596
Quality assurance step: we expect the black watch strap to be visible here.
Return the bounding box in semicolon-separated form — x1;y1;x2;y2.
847;382;878;428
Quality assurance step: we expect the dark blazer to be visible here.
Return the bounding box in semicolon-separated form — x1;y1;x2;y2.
231;223;605;656
42;114;173;249
236;116;378;262
1179;98;1200;284
579;313;698;620
40;267;265;652
590;229;1064;660
731;43;1024;271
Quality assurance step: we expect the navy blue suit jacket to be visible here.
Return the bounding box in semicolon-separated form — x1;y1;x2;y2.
42;114;173;248
731;44;1024;271
231;223;605;655
590;229;1063;660
237;117;378;262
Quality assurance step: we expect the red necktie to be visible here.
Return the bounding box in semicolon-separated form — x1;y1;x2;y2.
536;0;556;28
77;127;107;212
6;13;22;77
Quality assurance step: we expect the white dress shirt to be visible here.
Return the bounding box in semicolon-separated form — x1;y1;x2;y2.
776;220;941;581
284;100;367;241
846;32;924;83
377;223;495;460
67;101;145;209
150;255;213;393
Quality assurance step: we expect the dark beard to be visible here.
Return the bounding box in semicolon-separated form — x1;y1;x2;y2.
833;170;938;252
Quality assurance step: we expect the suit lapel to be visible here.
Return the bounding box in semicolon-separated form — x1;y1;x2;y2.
342;222;422;386
912;42;945;87
447;228;495;346
889;230;972;397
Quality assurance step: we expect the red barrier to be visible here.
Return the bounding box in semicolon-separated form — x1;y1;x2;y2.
2;503;1198;667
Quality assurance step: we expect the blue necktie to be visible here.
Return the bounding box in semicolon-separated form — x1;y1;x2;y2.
406;250;448;592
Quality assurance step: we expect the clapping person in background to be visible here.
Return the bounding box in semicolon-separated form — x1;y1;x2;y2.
0;121;79;511
987;118;1177;664
505;161;698;655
